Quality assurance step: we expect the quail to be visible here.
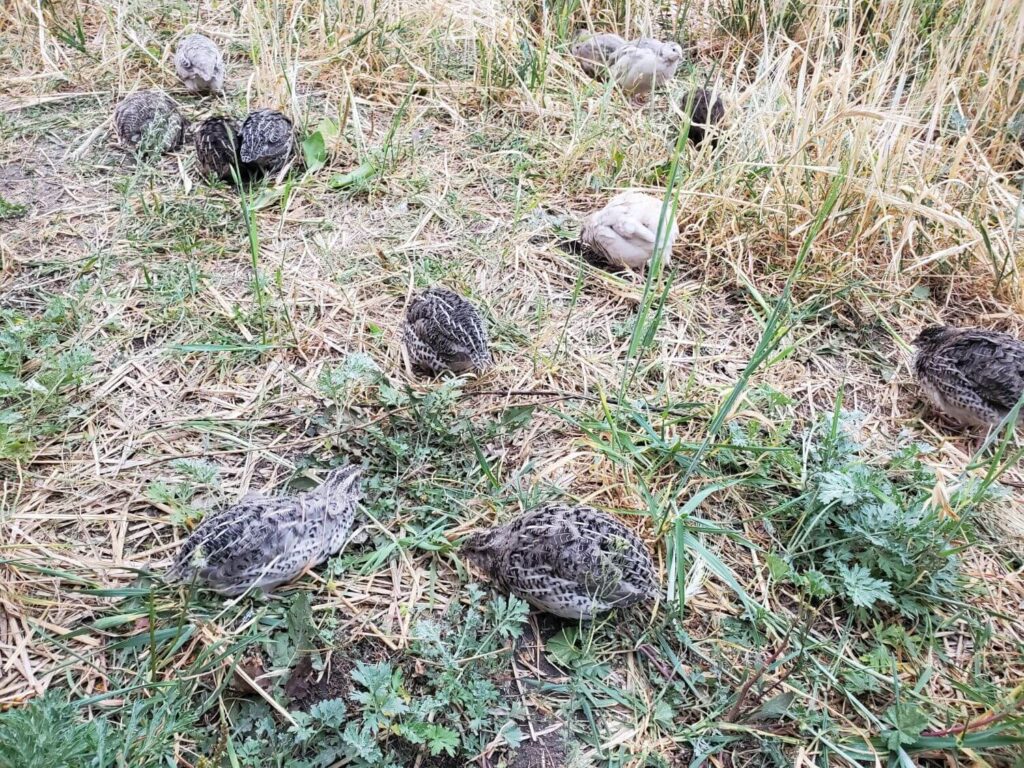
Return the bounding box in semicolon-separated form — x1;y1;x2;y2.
194;116;244;182
679;87;726;146
579;190;679;270
402;287;492;376
113;90;188;155
462;504;660;620
609;40;683;99
913;325;1024;429
571;32;627;78
167;466;362;596
239;109;295;177
174;33;225;94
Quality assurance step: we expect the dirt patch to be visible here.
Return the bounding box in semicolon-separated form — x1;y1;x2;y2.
284;636;390;710
509;724;566;768
0;161;67;217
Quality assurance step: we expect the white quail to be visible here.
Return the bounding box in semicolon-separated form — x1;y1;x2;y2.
609;40;682;99
571;32;627;78
579;190;679;270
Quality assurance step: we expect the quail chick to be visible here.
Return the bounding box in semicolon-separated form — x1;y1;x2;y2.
579;190;679;270
113;90;188;155
571;32;627;78
240;109;295;177
174;33;225;94
167;466;362;596
462;504;660;620
194;116;243;182
679;87;726;147
913;325;1024;429
610;40;683;99
402;287;492;376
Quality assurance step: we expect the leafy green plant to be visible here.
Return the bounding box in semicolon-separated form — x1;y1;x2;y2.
0;693;98;768
302;118;339;174
771;408;968;618
0;194;27;220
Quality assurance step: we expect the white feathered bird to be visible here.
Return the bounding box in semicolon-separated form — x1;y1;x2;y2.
174;34;225;94
610;40;683;99
580;191;679;270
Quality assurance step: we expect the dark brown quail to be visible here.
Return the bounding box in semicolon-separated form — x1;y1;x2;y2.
402;287;492;375
913;325;1024;429
167;466;361;596
113;90;188;155
239;109;295;177
679;87;725;147
462;504;660;620
195;116;243;182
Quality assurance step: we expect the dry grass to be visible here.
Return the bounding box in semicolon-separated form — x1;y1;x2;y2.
1;0;1024;764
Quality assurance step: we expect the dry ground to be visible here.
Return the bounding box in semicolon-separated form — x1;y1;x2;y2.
2;0;1024;765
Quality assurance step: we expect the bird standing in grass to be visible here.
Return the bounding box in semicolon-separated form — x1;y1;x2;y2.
194;116;243;182
240;109;295;177
462;504;660;620
679;87;726;147
402;287;492;375
913;325;1024;430
609;40;682;100
167;466;362;596
174;33;225;94
113;90;188;155
579;190;678;270
571;31;627;78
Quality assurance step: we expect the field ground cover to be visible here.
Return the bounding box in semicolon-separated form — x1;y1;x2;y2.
2;0;1024;765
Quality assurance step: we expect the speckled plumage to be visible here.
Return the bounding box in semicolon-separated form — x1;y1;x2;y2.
913;325;1024;429
609;40;682;98
571;32;627;78
195;117;243;182
462;504;659;620
113;90;188;155
240;109;295;177
167;466;361;596
402;287;492;375
174;33;225;94
679;88;725;146
580;190;679;270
